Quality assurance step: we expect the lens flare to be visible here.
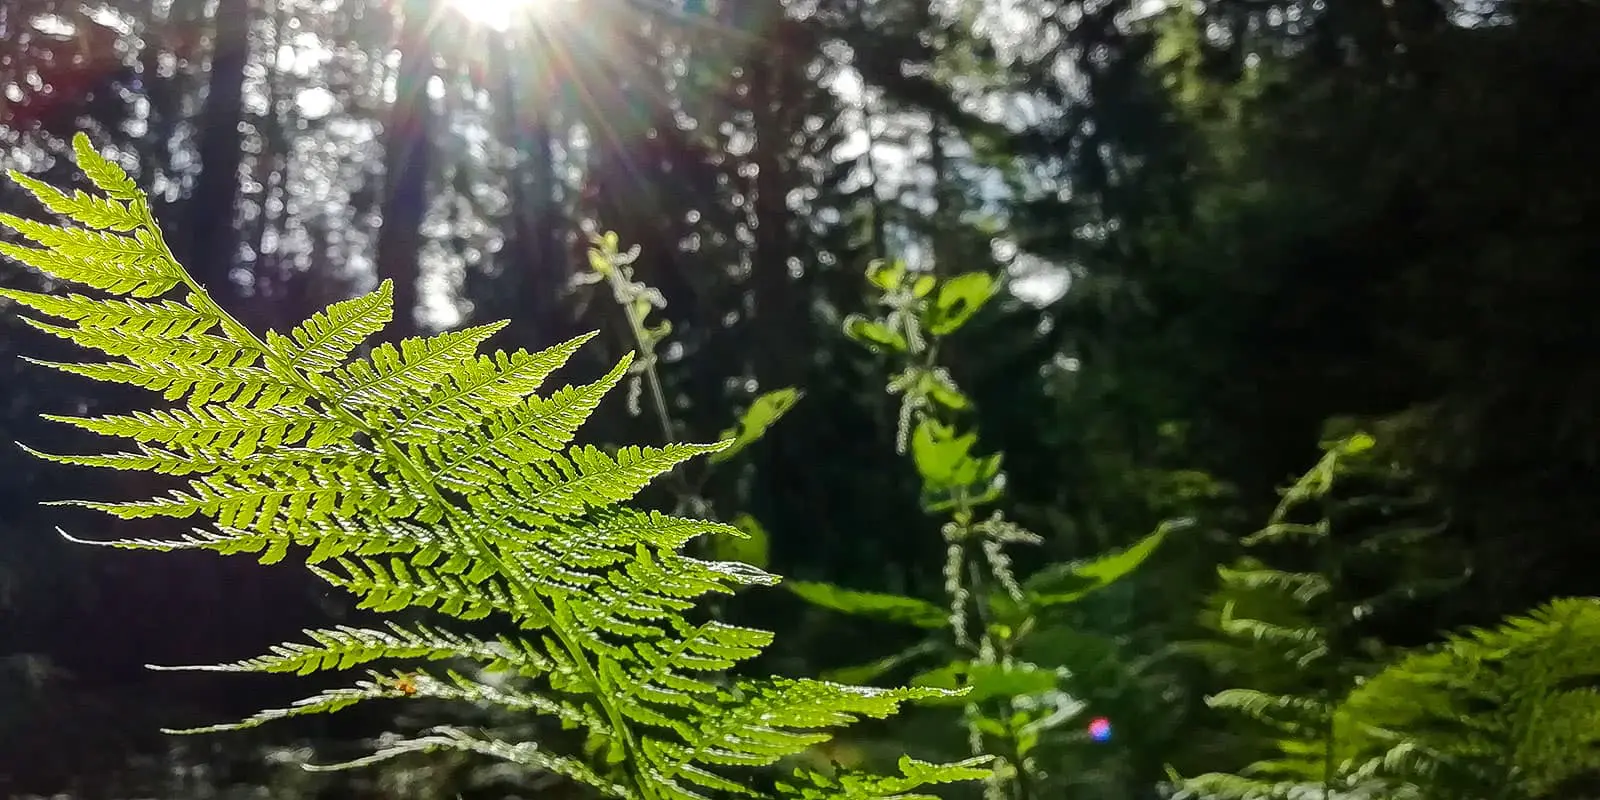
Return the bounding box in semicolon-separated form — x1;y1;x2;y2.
1087;716;1112;742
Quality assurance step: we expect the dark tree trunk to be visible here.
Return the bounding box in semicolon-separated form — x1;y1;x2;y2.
185;0;251;308
375;0;434;341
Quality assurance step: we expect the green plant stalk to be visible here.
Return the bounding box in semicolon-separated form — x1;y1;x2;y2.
598;256;678;452
965;556;1036;800
585;238;728;547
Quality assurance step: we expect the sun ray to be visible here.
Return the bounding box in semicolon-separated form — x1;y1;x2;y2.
449;0;554;31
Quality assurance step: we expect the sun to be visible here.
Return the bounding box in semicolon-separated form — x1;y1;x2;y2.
448;0;551;31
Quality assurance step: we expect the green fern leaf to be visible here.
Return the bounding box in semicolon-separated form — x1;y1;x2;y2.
5;170;143;230
265;281;394;373
1181;433;1444;800
1339;597;1600;798
0;288;219;335
41;403;351;457
305;725;633;796
2;137;986;800
329;322;507;408
25;358;304;407
777;755;995;800
422;354;633;486
148;621;553;677
0;215;178;288
0;237;180;298
69;132;141;200
390;330;599;442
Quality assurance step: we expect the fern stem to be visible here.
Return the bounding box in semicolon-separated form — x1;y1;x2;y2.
143;210;660;800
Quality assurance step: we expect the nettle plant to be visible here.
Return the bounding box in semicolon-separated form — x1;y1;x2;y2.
0;135;993;798
790;261;1171;800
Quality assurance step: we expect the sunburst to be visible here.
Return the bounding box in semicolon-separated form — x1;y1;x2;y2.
448;0;558;31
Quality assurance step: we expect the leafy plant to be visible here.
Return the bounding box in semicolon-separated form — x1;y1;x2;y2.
790;259;1171;799
1338;597;1600;800
1;134;992;799
1177;432;1451;800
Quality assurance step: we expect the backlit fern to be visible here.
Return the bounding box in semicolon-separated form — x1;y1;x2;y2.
0;134;991;799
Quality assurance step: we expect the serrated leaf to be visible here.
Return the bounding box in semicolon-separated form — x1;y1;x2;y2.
910;419;983;487
710;388;801;464
843;315;907;352
6;171;143;231
911;661;1059;705
787;581;948;629
705;513;770;570
925;272;996;336
1;150;989;800
864;259;905;291
1024;523;1175;608
266;282;394;373
71;133;141;200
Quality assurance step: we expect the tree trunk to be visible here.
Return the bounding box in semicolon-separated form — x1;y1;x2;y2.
375;0;434;341
186;0;251;308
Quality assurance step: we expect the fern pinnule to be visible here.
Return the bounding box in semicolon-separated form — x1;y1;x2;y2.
2;133;984;799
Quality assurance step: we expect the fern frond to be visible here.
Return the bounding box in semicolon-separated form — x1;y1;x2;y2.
1339;597;1600;798
1183;433;1447;800
776;755;995;800
148;620;551;677
5;170;143;230
464;442;722;520
1217;615;1327;660
639;680;953;798
58;516;442;568
163;680;382;734
21;441;291;476
389;330;598;442
21;314;256;370
424;355;632;487
305;725;631;797
0;288;219;335
313;556;525;622
68;132;141;200
1218;565;1330;604
0;222;180;297
41;403;349;457
1207;689;1331;735
68;451;394;533
27;357;305;407
265;282;393;373
328;322;507;409
2;139;985;800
